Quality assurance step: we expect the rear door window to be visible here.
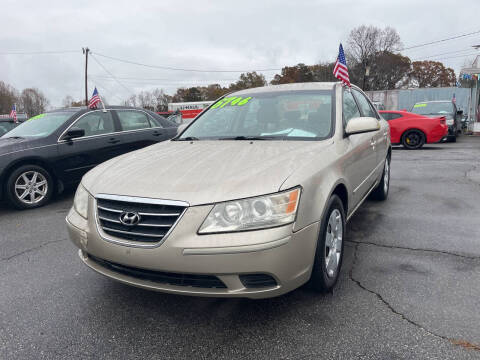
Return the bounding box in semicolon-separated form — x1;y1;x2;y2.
117;111;151;131
74;111;115;137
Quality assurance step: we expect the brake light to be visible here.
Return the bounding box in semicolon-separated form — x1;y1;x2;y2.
439;116;446;125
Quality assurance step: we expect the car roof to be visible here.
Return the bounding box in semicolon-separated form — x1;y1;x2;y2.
230;82;339;96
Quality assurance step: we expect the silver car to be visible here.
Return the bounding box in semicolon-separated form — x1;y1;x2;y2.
66;82;391;299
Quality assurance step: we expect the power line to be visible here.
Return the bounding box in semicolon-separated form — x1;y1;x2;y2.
414;52;478;61
92;51;281;73
414;48;474;60
90;75;238;84
400;30;480;51
90;54;133;94
0;50;79;55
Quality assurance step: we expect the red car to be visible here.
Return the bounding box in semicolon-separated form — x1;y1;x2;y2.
379;110;448;149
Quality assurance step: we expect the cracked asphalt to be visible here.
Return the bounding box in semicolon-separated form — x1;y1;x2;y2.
1;136;479;359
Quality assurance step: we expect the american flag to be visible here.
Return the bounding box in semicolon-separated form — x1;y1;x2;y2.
10;104;17;123
89;87;101;109
333;43;351;87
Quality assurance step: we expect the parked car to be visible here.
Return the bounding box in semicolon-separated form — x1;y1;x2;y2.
410;101;462;142
379;110;448;149
0;118;21;137
372;101;385;110
66;82;391;298
0;106;177;209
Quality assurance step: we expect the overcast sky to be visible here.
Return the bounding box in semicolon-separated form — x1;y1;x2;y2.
1;0;479;107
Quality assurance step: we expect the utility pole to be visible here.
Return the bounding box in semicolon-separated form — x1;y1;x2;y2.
82;47;90;106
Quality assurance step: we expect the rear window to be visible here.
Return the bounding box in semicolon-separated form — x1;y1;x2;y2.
411;102;453;115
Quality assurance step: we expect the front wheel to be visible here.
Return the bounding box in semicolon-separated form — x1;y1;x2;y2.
309;195;345;293
371;157;390;201
6;165;54;209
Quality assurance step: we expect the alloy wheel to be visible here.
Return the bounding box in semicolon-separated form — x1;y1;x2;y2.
14;171;48;205
324;209;343;278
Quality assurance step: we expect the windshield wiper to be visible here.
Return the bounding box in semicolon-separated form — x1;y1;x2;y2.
175;136;200;141
218;136;277;140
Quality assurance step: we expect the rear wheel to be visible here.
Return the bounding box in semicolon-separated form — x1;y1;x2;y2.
371;156;390;201
309;195;345;293
6;165;54;209
402;130;425;150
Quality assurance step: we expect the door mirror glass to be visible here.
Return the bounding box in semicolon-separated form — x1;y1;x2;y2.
345;117;380;136
64;127;85;140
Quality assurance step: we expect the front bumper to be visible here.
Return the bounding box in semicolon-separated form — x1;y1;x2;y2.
66;197;320;299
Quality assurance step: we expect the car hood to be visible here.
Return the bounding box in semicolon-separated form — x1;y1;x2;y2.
0;136;41;155
83;139;332;206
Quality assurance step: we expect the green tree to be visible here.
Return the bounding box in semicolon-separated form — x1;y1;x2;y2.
368;52;411;90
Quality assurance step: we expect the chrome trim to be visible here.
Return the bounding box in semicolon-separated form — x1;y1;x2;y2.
94;194;189;249
101;226;165;238
98;205;122;213
96;193;189;207
138;211;181;217
353;159;384;194
183;236;291;255
57;109;164;143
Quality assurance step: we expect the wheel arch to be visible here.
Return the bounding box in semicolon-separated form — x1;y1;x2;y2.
1;157;58;192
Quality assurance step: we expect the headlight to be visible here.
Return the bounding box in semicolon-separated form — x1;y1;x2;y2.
198;187;301;234
73;184;89;219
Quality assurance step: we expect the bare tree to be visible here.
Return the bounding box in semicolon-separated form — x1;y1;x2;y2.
19;88;49;117
0;81;19;114
345;25;403;90
62;95;74;108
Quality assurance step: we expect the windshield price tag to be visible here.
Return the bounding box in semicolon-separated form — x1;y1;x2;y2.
413;103;427;108
28;114;46;121
211;96;252;109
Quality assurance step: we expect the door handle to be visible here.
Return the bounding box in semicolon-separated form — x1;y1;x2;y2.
107;138;120;144
152;131;163;137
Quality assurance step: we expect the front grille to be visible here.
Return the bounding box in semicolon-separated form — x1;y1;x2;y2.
96;196;187;243
89;254;227;289
239;274;278;288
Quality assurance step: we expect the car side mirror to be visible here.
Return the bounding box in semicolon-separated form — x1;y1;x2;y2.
64;127;85;140
345;117;380;136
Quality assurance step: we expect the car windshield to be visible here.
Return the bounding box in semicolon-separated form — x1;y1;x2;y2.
0;122;17;136
177;90;333;141
411;102;453;115
1;111;74;138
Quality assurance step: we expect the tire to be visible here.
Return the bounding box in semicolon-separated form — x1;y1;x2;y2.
401;130;425;150
371;156;390;201
450;136;457;143
5;165;54;209
309;195;346;293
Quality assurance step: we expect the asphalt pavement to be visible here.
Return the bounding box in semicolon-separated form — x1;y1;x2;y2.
1;136;479;360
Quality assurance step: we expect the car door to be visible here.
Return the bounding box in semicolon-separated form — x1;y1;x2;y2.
56;110;121;184
341;89;378;205
352;89;385;173
113;109;170;154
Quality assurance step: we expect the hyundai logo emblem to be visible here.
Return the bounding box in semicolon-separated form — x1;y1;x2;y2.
119;211;141;226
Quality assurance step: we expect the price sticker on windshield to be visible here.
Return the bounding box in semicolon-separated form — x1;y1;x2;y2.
211;96;252;109
28;114;46;120
413;103;427;108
